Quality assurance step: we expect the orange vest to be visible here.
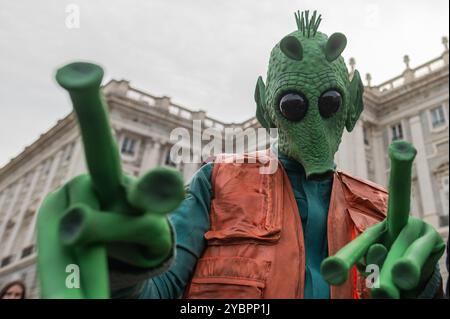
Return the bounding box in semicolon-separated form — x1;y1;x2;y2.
184;152;387;299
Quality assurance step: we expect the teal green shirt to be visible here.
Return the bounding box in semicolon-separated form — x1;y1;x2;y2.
279;155;332;298
137;155;332;299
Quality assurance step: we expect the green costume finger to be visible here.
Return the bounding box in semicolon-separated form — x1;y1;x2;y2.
391;223;445;290
55;61;184;218
60;204;172;268
55;62;123;208
126;167;185;215
41;64;120;298
58;170;181;268
37;187;83;299
420;241;446;284
320;220;386;285
65;175;109;298
371;218;423;299
385;141;417;245
366;243;388;268
75;246;108;299
352;245;387;278
355;259;368;276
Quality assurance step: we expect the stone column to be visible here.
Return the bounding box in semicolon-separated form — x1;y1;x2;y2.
335;131;351;173
409;115;438;227
335;120;368;179
64;139;86;181
2;167;41;260
139;139;162;175
442;36;449;65
183;152;201;183
410;182;422;219
24;150;63;247
353;121;368;179
372;130;387;187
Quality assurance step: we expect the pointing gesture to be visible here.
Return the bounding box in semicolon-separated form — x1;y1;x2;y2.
321;140;445;298
37;62;185;298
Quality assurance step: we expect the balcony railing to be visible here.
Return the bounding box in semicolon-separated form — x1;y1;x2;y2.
110;83;230;132
374;55;448;94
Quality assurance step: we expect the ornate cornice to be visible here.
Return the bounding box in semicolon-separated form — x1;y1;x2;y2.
0;114;77;179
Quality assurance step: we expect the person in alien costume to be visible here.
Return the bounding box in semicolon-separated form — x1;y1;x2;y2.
37;10;445;299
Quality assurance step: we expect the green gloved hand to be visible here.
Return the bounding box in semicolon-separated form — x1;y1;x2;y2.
37;62;185;299
321;140;445;298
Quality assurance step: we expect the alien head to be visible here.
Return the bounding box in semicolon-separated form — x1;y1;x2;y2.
255;10;364;179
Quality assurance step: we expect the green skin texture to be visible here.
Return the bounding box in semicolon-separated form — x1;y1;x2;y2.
256;30;360;179
37;11;445;299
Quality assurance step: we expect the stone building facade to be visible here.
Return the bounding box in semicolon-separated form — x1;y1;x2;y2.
0;39;448;298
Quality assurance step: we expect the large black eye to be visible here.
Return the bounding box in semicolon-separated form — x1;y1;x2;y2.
318;90;342;118
279;93;309;121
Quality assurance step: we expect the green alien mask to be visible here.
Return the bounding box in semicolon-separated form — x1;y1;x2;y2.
255;10;364;179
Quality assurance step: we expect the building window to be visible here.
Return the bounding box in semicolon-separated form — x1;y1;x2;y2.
42;160;52;175
164;151;176;168
121;137;137;156
391;123;403;141
363;126;369;146
1;255;12;267
63;143;74;161
430;105;446;129
6;219;15;229
440;215;449;228
21;245;34;258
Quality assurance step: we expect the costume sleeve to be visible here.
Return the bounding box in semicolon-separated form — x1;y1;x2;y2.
111;163;213;299
417;263;444;299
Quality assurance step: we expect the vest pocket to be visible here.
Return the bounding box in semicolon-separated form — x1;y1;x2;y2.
206;167;283;245
186;257;271;299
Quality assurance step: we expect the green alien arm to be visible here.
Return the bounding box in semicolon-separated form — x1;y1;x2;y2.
37;62;185;298
321;140;445;298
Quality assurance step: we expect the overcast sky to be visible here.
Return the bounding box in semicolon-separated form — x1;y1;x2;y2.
0;0;448;168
